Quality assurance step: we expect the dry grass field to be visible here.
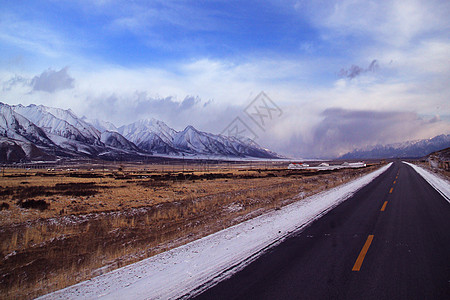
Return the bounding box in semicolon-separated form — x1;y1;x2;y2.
0;161;383;299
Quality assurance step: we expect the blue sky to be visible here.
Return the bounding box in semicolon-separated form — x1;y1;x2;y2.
1;0;449;157
1;1;323;69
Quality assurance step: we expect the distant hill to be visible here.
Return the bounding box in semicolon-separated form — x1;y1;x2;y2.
340;135;450;159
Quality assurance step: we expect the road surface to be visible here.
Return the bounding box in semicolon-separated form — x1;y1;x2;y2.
194;161;450;299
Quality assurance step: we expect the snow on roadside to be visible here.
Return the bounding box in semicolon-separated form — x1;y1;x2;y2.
403;161;450;203
39;163;392;300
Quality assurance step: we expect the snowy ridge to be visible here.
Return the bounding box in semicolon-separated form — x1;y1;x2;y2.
37;105;101;140
83;117;118;133
119;119;176;146
0;103;54;147
40;163;392;300
403;162;450;203
341;134;450;159
118;119;178;154
118;119;278;158
13;104;101;145
13;105;97;146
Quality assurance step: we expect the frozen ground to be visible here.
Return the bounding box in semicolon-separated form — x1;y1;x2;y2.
40;163;392;300
403;161;450;203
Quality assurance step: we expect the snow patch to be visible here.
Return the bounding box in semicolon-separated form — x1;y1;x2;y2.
39;163;392;300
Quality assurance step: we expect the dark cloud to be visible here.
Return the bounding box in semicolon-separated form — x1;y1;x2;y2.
203;99;214;107
339;59;379;79
31;67;74;92
132;93;200;118
276;108;449;158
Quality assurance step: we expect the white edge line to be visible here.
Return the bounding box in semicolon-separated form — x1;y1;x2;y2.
402;161;450;203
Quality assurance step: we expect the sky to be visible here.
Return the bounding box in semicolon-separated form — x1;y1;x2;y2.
1;0;449;158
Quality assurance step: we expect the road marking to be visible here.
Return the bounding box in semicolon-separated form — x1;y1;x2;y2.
389;187;393;193
380;201;388;211
393;180;396;184
352;235;374;271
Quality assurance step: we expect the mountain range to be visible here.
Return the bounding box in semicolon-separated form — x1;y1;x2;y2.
340;134;450;159
0;102;279;162
2;102;449;163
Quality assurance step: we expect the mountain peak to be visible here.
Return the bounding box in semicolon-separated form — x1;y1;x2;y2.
183;125;198;132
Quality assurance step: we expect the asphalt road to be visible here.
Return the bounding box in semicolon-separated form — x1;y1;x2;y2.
194;161;450;300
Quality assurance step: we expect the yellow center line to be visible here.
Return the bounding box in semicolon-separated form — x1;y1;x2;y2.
380;201;388;211
389;187;393;193
393;180;396;184
352;235;374;271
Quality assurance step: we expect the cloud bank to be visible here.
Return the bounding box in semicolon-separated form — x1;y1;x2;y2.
257;108;449;158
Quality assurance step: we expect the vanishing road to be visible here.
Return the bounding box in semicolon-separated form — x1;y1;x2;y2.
195;161;450;299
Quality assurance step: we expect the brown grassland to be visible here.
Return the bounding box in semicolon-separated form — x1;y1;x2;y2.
0;161;383;299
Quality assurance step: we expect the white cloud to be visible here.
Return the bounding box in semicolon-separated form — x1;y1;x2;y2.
0;13;71;59
295;0;450;47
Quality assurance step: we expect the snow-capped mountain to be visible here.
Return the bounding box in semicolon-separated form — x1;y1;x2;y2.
12;104;110;155
0;103;54;148
119;119;176;145
117;119;178;154
13;104;101;145
0;102;147;161
340;134;450;159
0;102;280;162
11;103;145;158
0;103;58;161
12;104;100;154
172;125;264;157
175;126;278;158
119;120;278;158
